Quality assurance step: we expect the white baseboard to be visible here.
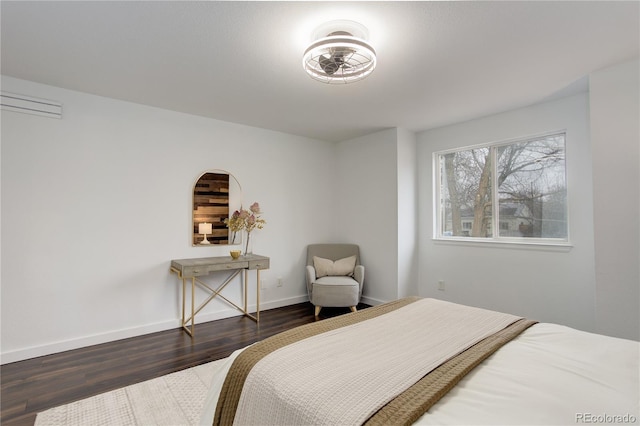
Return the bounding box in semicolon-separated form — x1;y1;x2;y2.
0;295;310;365
361;295;388;306
184;294;311;325
0;320;177;365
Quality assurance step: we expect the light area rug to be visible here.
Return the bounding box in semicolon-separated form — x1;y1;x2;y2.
35;358;226;426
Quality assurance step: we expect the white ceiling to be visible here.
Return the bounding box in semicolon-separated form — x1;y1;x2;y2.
2;1;638;142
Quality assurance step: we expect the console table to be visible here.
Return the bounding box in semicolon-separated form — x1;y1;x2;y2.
170;254;270;337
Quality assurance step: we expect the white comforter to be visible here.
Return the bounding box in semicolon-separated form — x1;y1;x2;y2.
418;323;639;425
200;323;639;426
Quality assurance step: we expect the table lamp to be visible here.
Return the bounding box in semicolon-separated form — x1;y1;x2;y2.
199;222;212;244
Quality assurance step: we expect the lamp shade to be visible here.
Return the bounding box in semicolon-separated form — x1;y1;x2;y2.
199;222;212;235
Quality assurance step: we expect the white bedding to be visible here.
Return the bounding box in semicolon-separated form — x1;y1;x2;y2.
417;323;639;425
200;323;639;426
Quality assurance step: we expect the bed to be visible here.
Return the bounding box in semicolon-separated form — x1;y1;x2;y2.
199;297;639;426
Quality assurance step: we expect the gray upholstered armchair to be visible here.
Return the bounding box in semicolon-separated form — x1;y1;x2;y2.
305;244;365;317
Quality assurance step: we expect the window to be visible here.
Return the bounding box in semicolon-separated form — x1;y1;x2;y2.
435;132;568;243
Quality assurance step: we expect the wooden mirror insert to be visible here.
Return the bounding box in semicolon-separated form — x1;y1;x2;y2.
192;170;242;246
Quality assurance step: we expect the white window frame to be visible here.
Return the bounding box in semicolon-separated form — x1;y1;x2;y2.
433;131;571;248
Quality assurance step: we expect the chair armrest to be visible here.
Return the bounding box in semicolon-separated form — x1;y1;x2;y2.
354;265;365;288
305;265;317;293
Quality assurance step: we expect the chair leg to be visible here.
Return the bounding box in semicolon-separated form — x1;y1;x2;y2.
350;306;357;313
315;305;322;317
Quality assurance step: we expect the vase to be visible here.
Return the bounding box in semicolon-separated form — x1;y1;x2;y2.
243;231;253;256
230;230;239;245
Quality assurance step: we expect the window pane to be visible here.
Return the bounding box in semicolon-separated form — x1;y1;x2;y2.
496;134;567;239
436;132;568;243
440;148;493;237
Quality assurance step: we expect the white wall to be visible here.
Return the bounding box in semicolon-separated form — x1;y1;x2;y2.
1;76;337;363
590;59;640;340
396;128;418;298
335;128;419;304
417;93;598;333
335;129;400;304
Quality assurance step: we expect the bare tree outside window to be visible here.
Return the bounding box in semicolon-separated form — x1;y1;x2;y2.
437;133;568;242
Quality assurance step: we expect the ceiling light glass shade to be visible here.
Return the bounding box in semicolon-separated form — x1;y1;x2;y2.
302;34;377;84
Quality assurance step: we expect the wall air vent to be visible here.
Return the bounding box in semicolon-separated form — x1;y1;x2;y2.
1;92;63;119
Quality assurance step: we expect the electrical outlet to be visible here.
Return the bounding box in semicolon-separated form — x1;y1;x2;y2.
277;277;283;287
260;279;267;290
438;280;445;291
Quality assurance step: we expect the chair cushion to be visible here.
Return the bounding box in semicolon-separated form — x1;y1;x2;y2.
313;255;356;278
312;276;359;307
314;276;359;287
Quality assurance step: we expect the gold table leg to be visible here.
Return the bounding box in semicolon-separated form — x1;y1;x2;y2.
256;269;261;322
179;276;195;337
190;277;195;336
181;278;187;334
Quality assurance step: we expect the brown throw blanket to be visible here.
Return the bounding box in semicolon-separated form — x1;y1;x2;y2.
213;297;536;426
364;318;536;426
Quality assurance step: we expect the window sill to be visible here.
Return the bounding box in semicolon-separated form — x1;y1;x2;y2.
432;237;573;252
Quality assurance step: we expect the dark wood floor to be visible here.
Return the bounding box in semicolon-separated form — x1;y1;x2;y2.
1;302;368;426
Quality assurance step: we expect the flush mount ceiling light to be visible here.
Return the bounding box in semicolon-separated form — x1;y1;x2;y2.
302;20;376;84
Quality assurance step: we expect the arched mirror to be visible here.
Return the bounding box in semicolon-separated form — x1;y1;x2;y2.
192;170;242;246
